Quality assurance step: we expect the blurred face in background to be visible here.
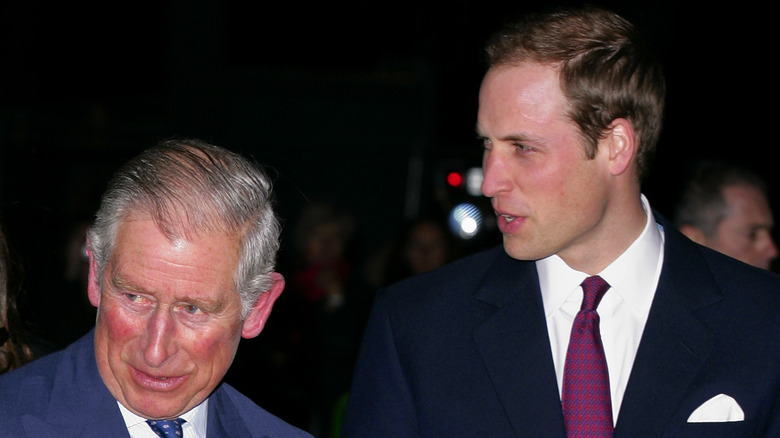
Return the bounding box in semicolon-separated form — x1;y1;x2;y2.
703;184;777;269
404;222;448;275
305;222;345;266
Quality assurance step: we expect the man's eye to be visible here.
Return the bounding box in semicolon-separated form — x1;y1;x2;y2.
125;293;141;302
183;304;201;315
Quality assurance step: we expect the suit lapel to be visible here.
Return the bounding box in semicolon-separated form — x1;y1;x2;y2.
615;221;719;437
20;330;130;437
207;385;253;438
472;252;567;438
468;217;722;438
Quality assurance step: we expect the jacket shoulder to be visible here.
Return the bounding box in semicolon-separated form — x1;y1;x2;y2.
213;383;314;437
384;245;509;296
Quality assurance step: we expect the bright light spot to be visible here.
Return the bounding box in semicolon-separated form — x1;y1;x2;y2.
447;171;463;187
461;217;477;234
465;167;483;196
448;203;483;239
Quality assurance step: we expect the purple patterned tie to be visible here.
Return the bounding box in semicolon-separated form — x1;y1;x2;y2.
146;418;186;437
562;275;613;437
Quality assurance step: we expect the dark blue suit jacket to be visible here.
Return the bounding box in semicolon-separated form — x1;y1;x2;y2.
342;213;780;437
0;329;313;438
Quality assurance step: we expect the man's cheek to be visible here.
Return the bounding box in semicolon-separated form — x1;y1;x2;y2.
102;306;143;339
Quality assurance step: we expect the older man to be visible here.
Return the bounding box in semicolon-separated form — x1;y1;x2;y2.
0;139;312;437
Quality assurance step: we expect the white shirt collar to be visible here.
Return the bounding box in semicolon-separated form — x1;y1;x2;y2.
537;194;665;318
119;398;209;437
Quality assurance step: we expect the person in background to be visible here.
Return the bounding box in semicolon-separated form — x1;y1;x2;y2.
0;220;35;373
285;199;366;437
342;6;780;437
0;139;312;437
379;215;459;287
288;200;357;313
673;160;777;270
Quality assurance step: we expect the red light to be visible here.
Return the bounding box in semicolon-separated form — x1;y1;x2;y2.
447;171;463;187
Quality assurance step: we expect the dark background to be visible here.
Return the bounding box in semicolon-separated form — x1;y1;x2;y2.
0;0;775;433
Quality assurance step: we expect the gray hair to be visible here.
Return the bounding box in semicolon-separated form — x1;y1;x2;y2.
86;138;281;318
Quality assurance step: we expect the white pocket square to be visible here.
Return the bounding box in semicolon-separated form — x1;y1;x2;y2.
687;394;745;422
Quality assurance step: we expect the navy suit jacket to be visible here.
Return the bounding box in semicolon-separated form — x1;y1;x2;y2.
342;213;780;437
0;329;313;438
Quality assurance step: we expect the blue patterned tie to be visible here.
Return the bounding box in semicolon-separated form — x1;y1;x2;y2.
146;418;186;437
562;275;613;437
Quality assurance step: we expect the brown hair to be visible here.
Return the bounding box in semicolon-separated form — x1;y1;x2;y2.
0;222;34;373
485;6;665;179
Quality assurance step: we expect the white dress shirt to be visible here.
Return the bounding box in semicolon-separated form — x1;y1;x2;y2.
536;194;665;423
120;398;208;438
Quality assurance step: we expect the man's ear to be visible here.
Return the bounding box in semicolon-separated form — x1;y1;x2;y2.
604;118;636;176
86;244;102;308
678;224;708;246
241;272;285;339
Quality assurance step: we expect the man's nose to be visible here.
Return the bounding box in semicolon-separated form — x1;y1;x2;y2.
481;150;510;198
142;307;178;367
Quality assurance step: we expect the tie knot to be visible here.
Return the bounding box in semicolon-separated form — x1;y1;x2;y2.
146;418;186;437
580;275;610;311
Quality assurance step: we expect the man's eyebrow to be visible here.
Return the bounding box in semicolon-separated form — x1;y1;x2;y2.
501;133;531;142
111;272;144;293
477;131;534;144
475;123;534;142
